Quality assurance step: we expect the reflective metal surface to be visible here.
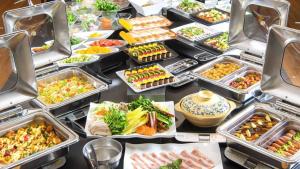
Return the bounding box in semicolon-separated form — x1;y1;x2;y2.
281;42;300;88
229;0;289;57
0;109;78;169
3;1;71;68
261;26;300;107
0;31;37;111
83;138;122;169
34;67;108;111
0;47;17;94
244;4;280;43
192;56;262;103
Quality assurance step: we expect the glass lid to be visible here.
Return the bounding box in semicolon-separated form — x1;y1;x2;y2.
0;31;37;111
261;25;300;106
229;0;289;57
3;1;71;69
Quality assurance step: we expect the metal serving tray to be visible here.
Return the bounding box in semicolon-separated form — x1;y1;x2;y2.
217;103;285;147
217;26;300;169
218;104;300;168
196;32;229;54
0;109;78;169
126;42;178;64
224;68;262;93
257;121;300;163
190;8;230;26
165;58;198;75
116;64;178;93
226;105;283;144
33;67;108;114
193;56;262;103
171;22;220;42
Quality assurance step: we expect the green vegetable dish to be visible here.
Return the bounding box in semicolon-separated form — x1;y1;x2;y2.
61;55;94;64
70;37;82;46
203;32;229;52
67;10;77;26
87;96;175;136
159;159;182;169
178;26;205;39
177;0;204;14
104;107;127;135
94;0;120;11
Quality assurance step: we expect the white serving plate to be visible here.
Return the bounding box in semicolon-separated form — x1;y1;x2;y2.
171;22;220;42
124;143;223;169
85;101;176;139
73;47;119;56
116;64;178;93
56;54;99;67
84;39;127;48
73;30;115;41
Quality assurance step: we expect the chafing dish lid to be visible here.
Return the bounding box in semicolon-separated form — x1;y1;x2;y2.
261;25;300;107
0;31;37;111
3;1;71;69
229;0;289;57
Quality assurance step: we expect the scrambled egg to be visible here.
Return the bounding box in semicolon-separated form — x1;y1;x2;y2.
0;121;62;164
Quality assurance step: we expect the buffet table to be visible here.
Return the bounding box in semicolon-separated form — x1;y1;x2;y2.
62;55;242;169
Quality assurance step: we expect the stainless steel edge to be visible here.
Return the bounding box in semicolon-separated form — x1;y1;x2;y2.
0;31;37;112
34;67;108;110
3;1;71;69
217;103;300;165
192;56;262;102
0;109;78;169
229;0;290;57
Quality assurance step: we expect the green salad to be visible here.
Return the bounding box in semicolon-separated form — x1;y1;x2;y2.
177;0;204;14
70;37;82;46
94;0;120;11
67;10;77;25
159;159;182;169
178;26;205;39
204;32;229;52
62;55;94;64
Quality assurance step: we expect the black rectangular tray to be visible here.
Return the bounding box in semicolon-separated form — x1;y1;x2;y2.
195;32;229;54
126;42;178;64
190;8;230;26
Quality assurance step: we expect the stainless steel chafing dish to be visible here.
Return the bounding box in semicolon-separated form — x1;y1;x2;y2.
33;67;108;116
192;0;290;103
193;56;262;103
3;1;71;69
0;31;78;169
3;1;108;116
218;26;300;169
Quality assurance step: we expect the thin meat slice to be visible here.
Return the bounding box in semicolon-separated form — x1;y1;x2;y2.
131;153;152;169
151;153;169;165
191;149;215;167
159;152;173;163
169;152;201;169
181;150;214;169
167;152;190;169
131;161;147;169
143;153;162;167
160;152;188;169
